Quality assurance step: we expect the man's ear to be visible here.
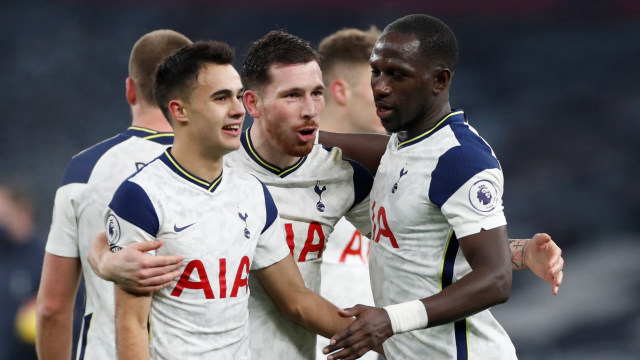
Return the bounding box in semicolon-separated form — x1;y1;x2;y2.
243;90;261;118
330;78;348;106
168;99;188;124
432;68;452;95
125;77;136;105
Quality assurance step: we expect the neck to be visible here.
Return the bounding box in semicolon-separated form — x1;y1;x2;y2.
171;137;224;183
399;102;452;142
130;105;173;133
319;103;352;133
249;124;301;169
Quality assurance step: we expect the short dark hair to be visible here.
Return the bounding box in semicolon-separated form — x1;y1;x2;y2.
384;14;458;71
318;26;380;74
241;30;319;91
129;29;192;105
154;40;235;124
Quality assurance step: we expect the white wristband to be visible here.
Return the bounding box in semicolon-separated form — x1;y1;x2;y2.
383;300;429;334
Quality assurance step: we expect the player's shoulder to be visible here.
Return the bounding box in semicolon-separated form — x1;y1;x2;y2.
59;132;133;187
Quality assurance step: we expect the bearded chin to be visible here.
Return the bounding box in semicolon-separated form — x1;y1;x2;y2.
282;140;314;157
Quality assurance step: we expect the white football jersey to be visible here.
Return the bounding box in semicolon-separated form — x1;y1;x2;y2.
369;111;517;360
223;128;373;360
45;127;173;360
316;218;377;360
105;149;289;359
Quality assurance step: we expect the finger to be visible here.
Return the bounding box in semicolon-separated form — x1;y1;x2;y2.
142;254;185;269
128;239;164;252
552;270;563;295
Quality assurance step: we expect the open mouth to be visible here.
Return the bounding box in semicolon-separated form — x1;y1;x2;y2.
376;105;393;118
222;124;241;135
296;128;317;142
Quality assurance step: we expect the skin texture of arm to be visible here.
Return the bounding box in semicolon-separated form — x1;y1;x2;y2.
88;230;183;293
318;130;389;175
35;253;82;360
253;255;353;339
114;286;152;360
324;226;512;360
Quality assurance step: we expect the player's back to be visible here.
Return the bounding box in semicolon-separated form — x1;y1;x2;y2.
45;127;172;359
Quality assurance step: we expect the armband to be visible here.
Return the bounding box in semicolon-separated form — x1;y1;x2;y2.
383;300;429;334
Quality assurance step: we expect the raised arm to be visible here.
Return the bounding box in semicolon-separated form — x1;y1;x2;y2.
318;130;389;175
509;233;564;295
324;226;512;360
36;253;82;360
253;255;352;339
88;230;183;293
114;286;152;360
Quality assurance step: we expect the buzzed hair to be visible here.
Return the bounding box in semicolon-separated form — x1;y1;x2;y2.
384;14;458;71
241;30;319;91
129;29;192;105
318;26;381;75
154;40;235;124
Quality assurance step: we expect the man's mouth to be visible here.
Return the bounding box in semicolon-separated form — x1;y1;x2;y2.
296;127;317;142
222;124;241;135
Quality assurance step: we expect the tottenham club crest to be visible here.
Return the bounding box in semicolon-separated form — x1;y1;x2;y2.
314;182;327;212
238;210;250;239
391;167;408;193
106;214;122;252
469;180;498;212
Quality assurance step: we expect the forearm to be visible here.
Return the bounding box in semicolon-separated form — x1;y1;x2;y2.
36;309;74;360
35;252;82;360
318;130;388;175
422;265;511;328
88;230;112;280
115;286;151;360
281;288;352;338
508;238;528;270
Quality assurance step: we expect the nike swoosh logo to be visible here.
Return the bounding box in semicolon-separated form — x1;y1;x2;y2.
174;222;196;232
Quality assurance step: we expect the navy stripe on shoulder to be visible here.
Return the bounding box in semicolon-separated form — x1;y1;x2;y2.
59;134;130;187
345;158;373;209
429;123;500;208
258;179;279;234
108;180;159;237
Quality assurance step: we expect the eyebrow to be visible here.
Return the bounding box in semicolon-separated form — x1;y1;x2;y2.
280;84;325;94
210;87;245;98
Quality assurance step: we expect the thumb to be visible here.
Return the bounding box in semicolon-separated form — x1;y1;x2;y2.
128;239;164;253
341;304;366;317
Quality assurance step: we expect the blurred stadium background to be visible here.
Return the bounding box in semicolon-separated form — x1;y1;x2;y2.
2;0;639;358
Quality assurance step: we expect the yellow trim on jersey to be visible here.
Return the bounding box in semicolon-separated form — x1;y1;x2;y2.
464;318;470;357
143;133;174;140
245;131;280;172
128;126;158;134
398;110;464;148
439;230;455;291
164;150;210;187
278;160;305;177
243;128;305;177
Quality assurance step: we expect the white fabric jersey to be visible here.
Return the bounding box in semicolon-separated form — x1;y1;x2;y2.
45;127;173;360
223;128;373;360
369;111;517;360
105;149;289;360
316;218;377;360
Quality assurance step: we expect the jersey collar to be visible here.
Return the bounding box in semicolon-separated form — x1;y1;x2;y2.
240;127;307;178
397;110;466;150
124;126;174;145
159;148;222;193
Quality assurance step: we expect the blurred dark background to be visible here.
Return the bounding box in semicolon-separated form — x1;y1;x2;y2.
1;0;638;358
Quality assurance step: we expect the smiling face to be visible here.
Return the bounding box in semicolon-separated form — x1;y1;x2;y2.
181;63;245;157
251;61;325;157
369;31;444;137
